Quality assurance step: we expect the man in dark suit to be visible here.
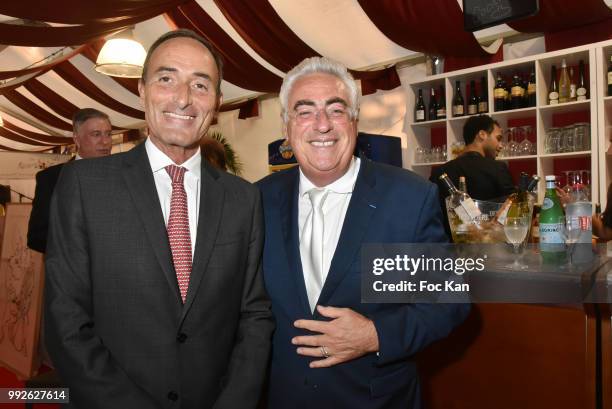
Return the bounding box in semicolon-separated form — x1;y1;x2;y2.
44;29;273;409
27;108;112;253
257;57;469;409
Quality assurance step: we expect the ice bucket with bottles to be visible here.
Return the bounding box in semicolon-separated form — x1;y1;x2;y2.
445;197;534;244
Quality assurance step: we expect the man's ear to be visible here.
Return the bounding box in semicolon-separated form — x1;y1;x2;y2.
477;130;487;142
138;79;146;108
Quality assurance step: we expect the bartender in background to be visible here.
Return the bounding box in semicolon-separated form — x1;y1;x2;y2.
430;115;515;238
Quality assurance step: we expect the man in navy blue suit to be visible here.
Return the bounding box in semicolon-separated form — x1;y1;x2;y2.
258;57;470;409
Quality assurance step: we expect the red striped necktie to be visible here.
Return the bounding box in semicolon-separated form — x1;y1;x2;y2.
165;165;191;303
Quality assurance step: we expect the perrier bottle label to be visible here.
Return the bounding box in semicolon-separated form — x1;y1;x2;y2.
539;176;566;264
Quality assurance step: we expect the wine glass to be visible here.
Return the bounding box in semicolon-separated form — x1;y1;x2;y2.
504;216;529;270
507;127;519;157
564;215;582;267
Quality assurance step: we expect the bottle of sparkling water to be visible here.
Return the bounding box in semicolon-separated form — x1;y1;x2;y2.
539;175;566;264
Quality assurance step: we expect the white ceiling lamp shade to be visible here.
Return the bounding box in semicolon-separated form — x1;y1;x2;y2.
95;28;147;78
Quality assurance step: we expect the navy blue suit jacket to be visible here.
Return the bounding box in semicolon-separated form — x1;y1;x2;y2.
257;158;470;409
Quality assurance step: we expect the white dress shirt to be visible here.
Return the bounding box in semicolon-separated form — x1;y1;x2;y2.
145;138;201;256
298;156;360;305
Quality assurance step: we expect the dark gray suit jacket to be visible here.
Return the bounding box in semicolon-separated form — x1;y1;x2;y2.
44;142;274;409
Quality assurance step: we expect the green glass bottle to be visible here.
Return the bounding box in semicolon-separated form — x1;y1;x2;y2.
539;175;566;264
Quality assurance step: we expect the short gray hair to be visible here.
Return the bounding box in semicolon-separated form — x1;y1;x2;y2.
72;108;110;133
279;57;359;123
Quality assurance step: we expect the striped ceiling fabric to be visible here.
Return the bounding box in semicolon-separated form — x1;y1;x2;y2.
0;0;611;151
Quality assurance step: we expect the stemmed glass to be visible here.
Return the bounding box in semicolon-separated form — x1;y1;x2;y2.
504;216;530;270
507;127;519;157
563;215;582;267
518;126;533;156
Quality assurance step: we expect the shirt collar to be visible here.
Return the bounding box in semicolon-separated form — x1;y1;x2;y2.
145;137;201;179
299;156;360;197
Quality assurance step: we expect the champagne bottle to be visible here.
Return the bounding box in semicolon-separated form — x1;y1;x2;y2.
458;176;467;193
494;73;506;111
576;60;587;101
549;65;559;105
436;85;446;119
452;81;464;117
526;174;541;194
478;76;488;113
428;87;437;121
439;173;481;224
558;59;571;103
527;69;536;107
539;175;566;264
510;73;524;110
415;89;426;122
569;67;577;101
467;80;478;115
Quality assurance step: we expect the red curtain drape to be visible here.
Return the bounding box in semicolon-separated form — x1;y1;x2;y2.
0;9;166;47
166;1;282;93
53;62;145;119
357;0;491;58
0;127;60;146
0;45;86;81
0;0;188;24
4;89;75;131
507;0;612;33
212;0;400;95
2;120;73;144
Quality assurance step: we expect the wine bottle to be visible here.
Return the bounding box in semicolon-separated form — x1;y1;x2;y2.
527;69;536;107
558;59;571;103
415;89;426;122
452;81;464;117
510;73;524;110
458;176;467;193
478;76;488;113
526;174;541;193
428;87;437;121
467;80;478;115
494;73;506;111
539;175;566;264
439;173;481;224
436;85;446;119
576;60;587;101
569;67;577;101
549;65;559;105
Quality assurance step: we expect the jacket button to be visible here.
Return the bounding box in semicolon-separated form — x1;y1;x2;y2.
177;333;187;343
167;391;178;401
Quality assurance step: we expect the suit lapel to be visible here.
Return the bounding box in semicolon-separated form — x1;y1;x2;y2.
316;159;378;310
279;168;312;316
122;143;181;302
181;161;224;321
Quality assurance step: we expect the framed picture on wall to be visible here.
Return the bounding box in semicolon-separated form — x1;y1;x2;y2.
0;203;44;379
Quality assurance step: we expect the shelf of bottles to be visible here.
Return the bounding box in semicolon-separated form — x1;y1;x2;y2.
406;39;612;205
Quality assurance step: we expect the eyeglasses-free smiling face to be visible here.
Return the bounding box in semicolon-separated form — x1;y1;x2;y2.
139;36;222;164
74;117;112;158
285;72;357;187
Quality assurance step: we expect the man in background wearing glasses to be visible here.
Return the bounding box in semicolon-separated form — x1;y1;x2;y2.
257;57;469;409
